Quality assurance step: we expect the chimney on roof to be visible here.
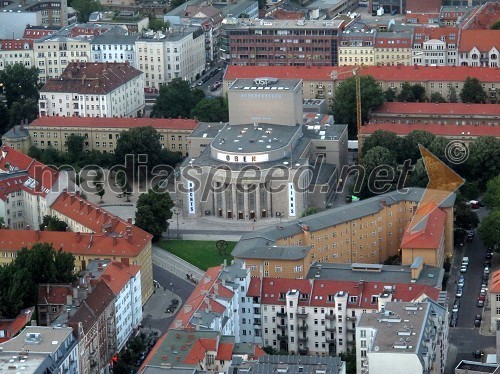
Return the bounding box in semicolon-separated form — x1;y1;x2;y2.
113;237;117;246
98;263;103;271
127;217;133;224
35;230;40;241
70;194;76;204
26;225;31;230
75;190;80;196
76;232;81;243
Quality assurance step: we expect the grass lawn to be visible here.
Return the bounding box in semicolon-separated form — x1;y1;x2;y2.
157;240;235;271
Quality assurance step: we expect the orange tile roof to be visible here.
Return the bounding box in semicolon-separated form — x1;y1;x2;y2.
50;191;152;252
458;30;500;52
100;261;141;295
184;338;217;364
401;204;447;249
413;26;458;41
491;270;500;293
0;39;34;50
29;116;199;131
372;102;500;116
224;65;500;84
8;307;34;338
23;27;58;39
406;0;441;13
38;284;72;305
361;123;500;138
0;175;29;201
215;342;234;361
41;62;142;95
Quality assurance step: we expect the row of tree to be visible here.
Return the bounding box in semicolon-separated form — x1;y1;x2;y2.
333;76;490;138
0;243;76;318
478;175;500;251
151;78;229;122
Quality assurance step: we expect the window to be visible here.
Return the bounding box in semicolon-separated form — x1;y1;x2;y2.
360;329;366;338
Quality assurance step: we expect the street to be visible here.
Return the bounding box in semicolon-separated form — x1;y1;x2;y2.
447;206;496;372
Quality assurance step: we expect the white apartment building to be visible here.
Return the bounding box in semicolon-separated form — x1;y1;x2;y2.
135;26;206;90
34;36;91;83
0;40;34;71
355;301;448;374
100;261;143;351
0;145;69;230
39;62;145;118
91;27;139;68
458;30;500;68
412;27;458;66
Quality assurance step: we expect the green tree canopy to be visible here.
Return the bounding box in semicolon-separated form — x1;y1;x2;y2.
0;64;39;107
483;175;500;209
359;146;397;198
149;17;170;31
460;77;487;103
430;92;447;103
332;75;385;139
65;134;85;162
151;78;205;119
8;98;38;128
397;82;427;102
465;136;500;189
190;97;229;122
362;130;403;163
402;130;435;162
384;88;397;102
70;0;102;22
135;186;174;241
478;209;500;250
448;86;458;103
454;200;479;230
492;20;500;30
0;243;75;318
41;215;68;232
115;126;163;177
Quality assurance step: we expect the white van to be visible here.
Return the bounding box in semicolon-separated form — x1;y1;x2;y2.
462;257;469;266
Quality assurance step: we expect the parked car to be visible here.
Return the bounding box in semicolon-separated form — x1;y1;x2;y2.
458;275;465;287
474;314;482;327
456;287;463;298
478;299;485;307
486;252;493;259
450;315;458;327
467;233;474;242
472;350;484;358
478;294;485;302
460;266;468;273
484;267;491;275
467;229;475;237
452;300;460;313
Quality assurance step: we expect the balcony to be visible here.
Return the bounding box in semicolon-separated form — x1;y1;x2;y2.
298;336;308;343
277;322;287;329
298;348;309;355
298;324;308;331
278;334;288;341
325;314;335;320
325;326;336;332
297;312;308;319
277;311;287;318
326;337;336;343
347;315;357;321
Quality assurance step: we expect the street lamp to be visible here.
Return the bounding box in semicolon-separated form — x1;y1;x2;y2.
172;207;181;239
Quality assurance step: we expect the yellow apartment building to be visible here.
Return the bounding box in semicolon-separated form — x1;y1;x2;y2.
233;188;454;278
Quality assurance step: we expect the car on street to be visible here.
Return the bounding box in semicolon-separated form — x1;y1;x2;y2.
474;314;482;327
467;233;473;242
477;299;485;307
458;275;465;287
486;252;493;259
472;350;484;358
484;267;490;275
450;315;458;327
196;80;203;86
478;294;485;302
460;266;468;273
456;287;463;298
481;282;488;289
452;300;460;313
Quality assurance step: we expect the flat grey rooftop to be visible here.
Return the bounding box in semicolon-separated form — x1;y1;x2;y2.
212;123;300;153
303;123;346;140
224;18;344;29
190;122;224;139
455;361;500;373
0;326;73;353
307;262;444;287
91;27;140;45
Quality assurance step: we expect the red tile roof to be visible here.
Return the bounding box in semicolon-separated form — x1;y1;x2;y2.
215;342;234;360
0;175;29;201
70;26;110;37
38;284;72;305
374;36;412;48
458;30;500;52
461;2;500;30
491;270;500;293
0;145;59;197
401;204;446;249
40;62;143;95
50;191;152;252
29;116;199;131
23;27;59;39
412;27;458;42
361;123;500;138
100;261;141;295
0;307;35;343
406;0;441;13
372;102;500;116
257;277;440;309
0;39;33;50
225;65;500;84
404;13;440;24
184;338;217;364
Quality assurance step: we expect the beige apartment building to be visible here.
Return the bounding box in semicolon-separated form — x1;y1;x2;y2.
373;30;413;66
34;36;91;83
135;26;206;90
338;31;375;66
0;40;34;71
39;62;144;118
26;116;199;157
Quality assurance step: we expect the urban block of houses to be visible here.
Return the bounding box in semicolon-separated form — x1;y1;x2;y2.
355;300;448;374
232;188;455;278
223;65;500;105
0;307;34;343
0;326;79;373
2;116;199;157
228;354;346;373
38;62;145;118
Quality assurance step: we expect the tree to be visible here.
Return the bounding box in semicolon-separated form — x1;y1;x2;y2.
115;126;163;177
448;86;458;103
492;20;500;30
460;77;487;103
65;134;85;162
170;0;187;8
41;215;68;232
359;146;396;198
465;137;500;189
397;82;415;102
190;97;229;122
411;84;427;102
339;347;357;374
151;78;205;119
430;92;447;103
384;88;397;102
8;98;38;128
454;200;479;230
70;0;102;22
301;207;318;217
93;169;105;202
362;130;403;163
27;145;42;160
0;64;39;107
483;175;500;209
427;136;450;164
0;217;4;228
149;17;170;32
135;186;174;241
401;130;435;162
332;75;385;139
0;101;10;135
407;158;428;188
478;209;500;250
